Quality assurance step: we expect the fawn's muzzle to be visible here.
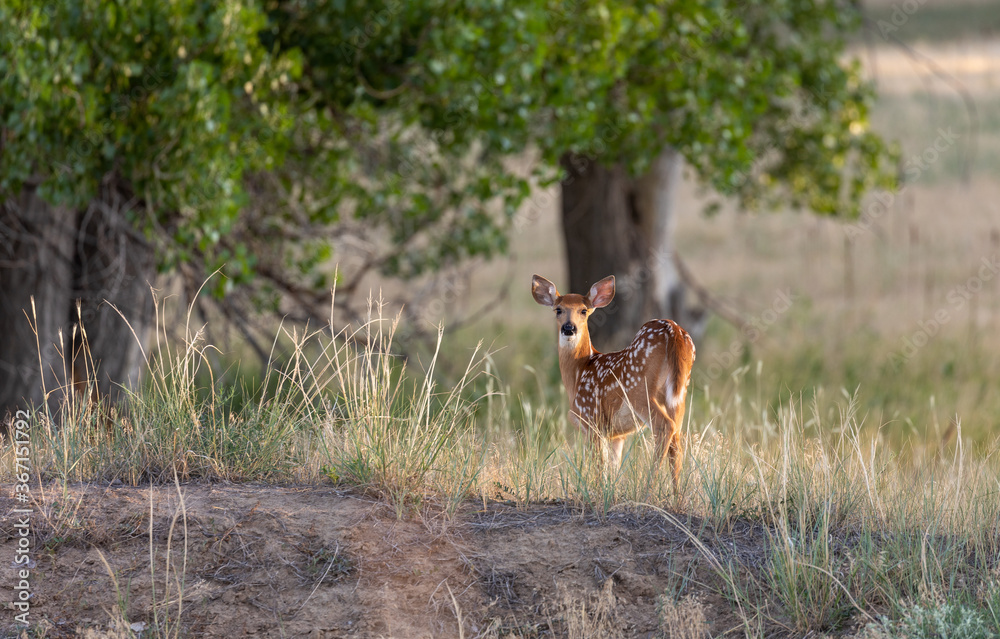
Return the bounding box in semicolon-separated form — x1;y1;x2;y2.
561;322;576;336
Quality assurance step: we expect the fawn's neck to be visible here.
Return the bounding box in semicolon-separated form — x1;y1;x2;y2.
558;328;597;402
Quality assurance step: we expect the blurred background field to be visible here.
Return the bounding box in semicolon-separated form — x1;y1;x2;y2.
444;12;1000;451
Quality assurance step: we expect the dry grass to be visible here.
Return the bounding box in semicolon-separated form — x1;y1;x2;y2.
658;595;710;639
554;579;623;639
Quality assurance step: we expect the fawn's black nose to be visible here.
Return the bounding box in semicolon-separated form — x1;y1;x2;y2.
561;322;576;336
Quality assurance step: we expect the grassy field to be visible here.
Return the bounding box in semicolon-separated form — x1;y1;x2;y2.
5;290;1000;636
4;25;1000;639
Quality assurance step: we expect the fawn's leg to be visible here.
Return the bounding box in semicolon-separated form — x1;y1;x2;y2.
608;437;626;471
591;431;611;476
570;411;608;475
668;427;684;492
652;397;682;495
669;394;687;489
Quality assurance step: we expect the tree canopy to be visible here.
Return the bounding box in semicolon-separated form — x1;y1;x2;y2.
2;0;306;296
1;0;897;323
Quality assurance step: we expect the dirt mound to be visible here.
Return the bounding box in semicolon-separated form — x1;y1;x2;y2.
0;484;744;637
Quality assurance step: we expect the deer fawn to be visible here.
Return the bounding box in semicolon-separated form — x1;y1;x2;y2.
532;274;695;490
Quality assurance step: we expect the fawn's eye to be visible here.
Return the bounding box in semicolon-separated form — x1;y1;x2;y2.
555;308;562;315
579;309;587;316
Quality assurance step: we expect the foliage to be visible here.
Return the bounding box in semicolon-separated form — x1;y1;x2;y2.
1;0;898;310
0;0;299;295
267;0;898;269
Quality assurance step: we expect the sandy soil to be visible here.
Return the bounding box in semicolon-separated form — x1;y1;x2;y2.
0;483;759;638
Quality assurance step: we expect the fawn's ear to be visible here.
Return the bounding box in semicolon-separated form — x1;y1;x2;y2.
587;275;615;309
531;274;560;307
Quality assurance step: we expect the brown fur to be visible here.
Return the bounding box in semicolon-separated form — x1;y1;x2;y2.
532;274;695;492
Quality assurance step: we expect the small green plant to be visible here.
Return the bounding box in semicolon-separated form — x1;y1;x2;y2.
864;600;997;639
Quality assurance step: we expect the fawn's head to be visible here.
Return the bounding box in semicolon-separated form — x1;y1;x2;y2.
531;274;615;347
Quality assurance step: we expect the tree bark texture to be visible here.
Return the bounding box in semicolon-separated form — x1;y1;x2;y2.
560;148;706;352
0;180;155;430
73;181;155;406
0;187;77;422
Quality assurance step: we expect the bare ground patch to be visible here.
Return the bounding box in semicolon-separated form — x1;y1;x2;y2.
0;484;794;638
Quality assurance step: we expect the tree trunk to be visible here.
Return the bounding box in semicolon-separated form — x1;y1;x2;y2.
560;148;706;351
0;180;155;430
0;187;77;423
73;180;156;406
